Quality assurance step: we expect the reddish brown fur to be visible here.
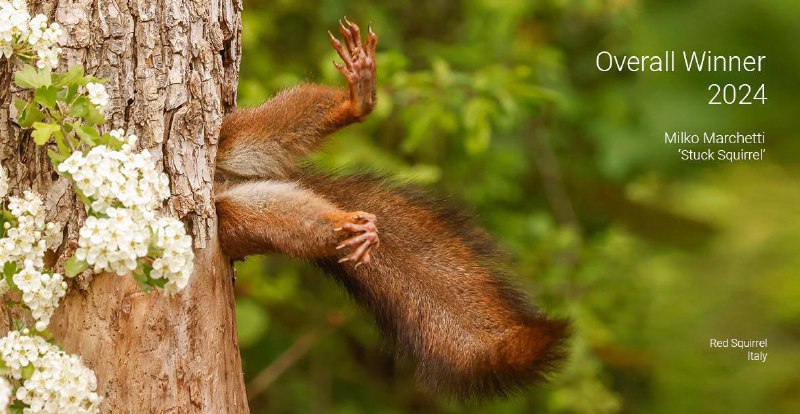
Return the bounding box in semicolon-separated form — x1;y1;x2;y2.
216;180;342;259
214;20;569;400
217;85;352;180
300;173;569;399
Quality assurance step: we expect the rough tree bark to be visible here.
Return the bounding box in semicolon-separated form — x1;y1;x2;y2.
0;0;248;412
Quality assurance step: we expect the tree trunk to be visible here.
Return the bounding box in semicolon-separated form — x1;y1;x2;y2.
0;0;247;412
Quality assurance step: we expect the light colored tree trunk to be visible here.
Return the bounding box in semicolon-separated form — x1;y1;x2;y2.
0;0;248;412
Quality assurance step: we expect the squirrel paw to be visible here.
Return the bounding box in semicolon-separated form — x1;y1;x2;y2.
334;211;379;267
328;17;378;119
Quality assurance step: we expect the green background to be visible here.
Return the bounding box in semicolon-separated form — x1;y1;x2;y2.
232;0;800;412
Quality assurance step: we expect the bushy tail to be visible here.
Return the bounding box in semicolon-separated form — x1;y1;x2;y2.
298;172;569;400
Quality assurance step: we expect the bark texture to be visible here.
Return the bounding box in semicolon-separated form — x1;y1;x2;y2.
0;0;247;412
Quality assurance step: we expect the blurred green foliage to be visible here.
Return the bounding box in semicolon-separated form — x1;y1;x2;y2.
233;0;800;412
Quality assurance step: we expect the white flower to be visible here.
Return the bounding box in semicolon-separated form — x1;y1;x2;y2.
0;165;8;199
0;189;65;329
58;145;170;214
0;191;62;270
11;262;67;330
150;217;193;294
85;82;109;109
0;1;62;68
35;44;61;69
74;209;193;294
76;208;151;276
0;0;31;47
44;221;63;247
53;137;194;295
0;330;101;413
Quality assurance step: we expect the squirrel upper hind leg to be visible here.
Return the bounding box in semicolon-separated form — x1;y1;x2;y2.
216;180;378;266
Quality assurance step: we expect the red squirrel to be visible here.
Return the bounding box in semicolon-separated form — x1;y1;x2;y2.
215;18;568;400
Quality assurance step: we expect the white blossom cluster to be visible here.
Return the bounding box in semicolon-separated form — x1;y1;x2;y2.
0;191;63;269
0;0;62;69
0;330;101;413
0;191;66;330
150;217;194;294
73;210;194;294
85;82;109;110
75;208;151;276
60;133;193;294
57;136;170;214
13;261;67;331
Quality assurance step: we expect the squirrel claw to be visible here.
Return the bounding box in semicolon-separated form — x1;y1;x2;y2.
333;210;379;267
329;17;377;119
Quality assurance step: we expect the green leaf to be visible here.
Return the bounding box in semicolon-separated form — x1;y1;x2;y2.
3;261;17;290
149;275;168;289
3;261;17;279
75;189;92;207
9;399;28;414
134;275;153;292
31;122;60;145
54;130;72;154
0;358;8;376
1;210;17;226
14;64;52;89
55;131;71;156
34;85;59;109
100;132;124;150
48;149;68;165
69;95;90;118
21;363;34;379
14;98;45;128
70;134;81;150
74;124;99;146
60;83;79;102
31;328;53;341
133;262;157;292
85;105;106;125
65;256;89;278
53;64;85;87
13;98;27;114
17;104;44;128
